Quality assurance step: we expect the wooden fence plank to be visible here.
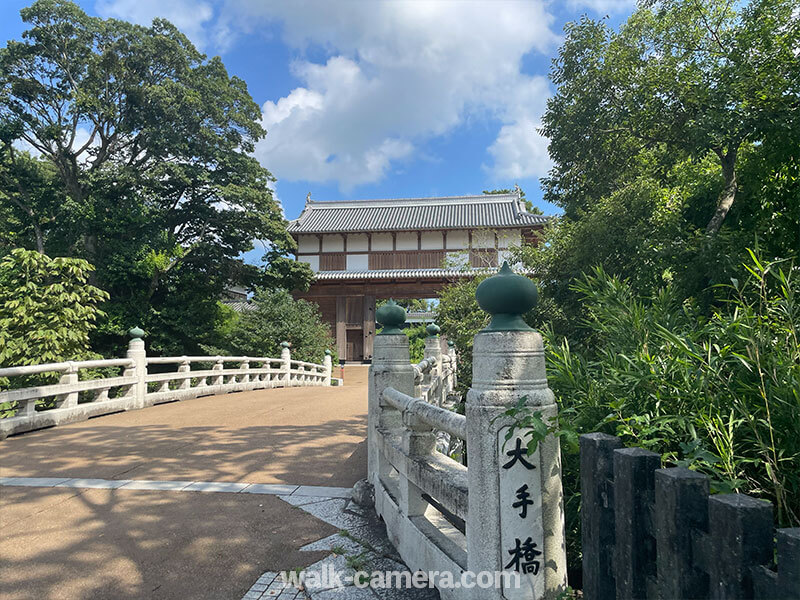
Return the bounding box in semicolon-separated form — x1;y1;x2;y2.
655;468;710;599
613;447;660;600
707;494;773;599
580;433;623;600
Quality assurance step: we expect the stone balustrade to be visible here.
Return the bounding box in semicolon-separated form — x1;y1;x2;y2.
0;330;334;439
368;264;567;600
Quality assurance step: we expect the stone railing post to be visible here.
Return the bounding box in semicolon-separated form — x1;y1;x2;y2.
323;350;333;386
368;300;414;489
211;357;224;386
423;323;443;405
178;357;191;389
466;262;567;600
240;359;250;384
281;341;291;387
56;362;79;408
448;340;457;389
125;327;147;408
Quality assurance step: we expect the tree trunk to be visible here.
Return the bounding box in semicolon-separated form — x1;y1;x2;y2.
706;149;738;235
8;195;45;253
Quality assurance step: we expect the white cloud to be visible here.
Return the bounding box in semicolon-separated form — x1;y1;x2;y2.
219;0;559;190
91;0;565;189
486;118;552;180
95;0;214;48
566;0;636;14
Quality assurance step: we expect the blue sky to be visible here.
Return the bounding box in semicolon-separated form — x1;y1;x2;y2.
1;0;635;244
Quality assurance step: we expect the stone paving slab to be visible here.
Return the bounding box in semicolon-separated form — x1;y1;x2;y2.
1;476;73;487
117;479;194;491
244;483;300;495
295;485;355;499
55;478;132;489
281;494;340;507
1;476;355;499
183;481;252;493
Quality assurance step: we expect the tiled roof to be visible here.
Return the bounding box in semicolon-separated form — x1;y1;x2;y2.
406;311;435;322
221;300;255;312
287;194;548;234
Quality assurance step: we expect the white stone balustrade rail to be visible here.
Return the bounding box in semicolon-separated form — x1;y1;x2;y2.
0;335;333;439
382;387;467;440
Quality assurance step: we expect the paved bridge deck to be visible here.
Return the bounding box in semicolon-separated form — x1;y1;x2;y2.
0;366;369;600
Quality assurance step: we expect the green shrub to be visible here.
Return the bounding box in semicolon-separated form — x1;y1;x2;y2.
0;248;109;416
218;288;335;364
0;248;109;368
546;252;799;570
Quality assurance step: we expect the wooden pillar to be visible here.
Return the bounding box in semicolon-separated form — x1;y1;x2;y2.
363;295;375;361
336;295;347;361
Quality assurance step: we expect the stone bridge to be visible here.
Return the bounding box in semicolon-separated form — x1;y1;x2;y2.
0;366;372;599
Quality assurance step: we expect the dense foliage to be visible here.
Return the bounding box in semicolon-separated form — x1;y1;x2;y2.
435;0;799;577
0;0;312;356
535;0;799;329
548;256;799;568
213;289;335;365
0;248;107;367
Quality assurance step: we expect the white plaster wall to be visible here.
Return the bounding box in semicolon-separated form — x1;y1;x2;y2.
348;233;369;251
347;254;369;271
396;232;418;250
297;235;319;253
497;229;521;249
500;249;522;267
298;255;320;272
420;231;443;249
372;233;393;250
446;230;469;250
472;230;495;248
321;235;344;252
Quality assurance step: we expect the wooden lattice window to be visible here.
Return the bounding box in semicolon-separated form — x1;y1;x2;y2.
319;253;346;271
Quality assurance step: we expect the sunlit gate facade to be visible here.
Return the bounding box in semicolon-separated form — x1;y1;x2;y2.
288;193;546;362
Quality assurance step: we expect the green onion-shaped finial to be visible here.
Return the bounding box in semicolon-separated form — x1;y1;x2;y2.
425;322;440;337
448;340;455;348
280;341;290;349
324;349;332;356
475;262;538;332
376;299;406;335
128;326;145;339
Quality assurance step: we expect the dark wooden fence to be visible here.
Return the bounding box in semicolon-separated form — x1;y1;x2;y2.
580;433;800;600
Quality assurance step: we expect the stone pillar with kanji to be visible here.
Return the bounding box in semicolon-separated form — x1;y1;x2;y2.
466;262;567;599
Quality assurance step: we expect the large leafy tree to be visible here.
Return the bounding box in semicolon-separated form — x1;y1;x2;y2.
542;0;800;234
0;0;312;354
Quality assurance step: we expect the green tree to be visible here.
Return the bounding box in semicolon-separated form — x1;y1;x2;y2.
0;0;312;354
483;186;543;215
542;0;800;233
0;248;108;367
222;289;335;364
0;150;65;253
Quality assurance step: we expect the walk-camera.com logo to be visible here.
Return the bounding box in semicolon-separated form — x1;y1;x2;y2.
281;565;522;590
